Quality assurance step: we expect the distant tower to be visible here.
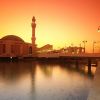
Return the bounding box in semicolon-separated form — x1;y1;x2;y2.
31;16;37;56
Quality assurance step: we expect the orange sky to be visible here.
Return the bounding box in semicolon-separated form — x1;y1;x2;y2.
0;0;100;52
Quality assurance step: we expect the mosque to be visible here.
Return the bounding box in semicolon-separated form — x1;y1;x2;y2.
0;16;84;58
0;16;53;57
0;16;52;57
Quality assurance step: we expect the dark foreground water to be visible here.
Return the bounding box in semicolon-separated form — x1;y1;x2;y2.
0;60;96;100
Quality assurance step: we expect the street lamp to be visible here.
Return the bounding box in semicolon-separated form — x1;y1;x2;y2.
82;40;87;53
93;41;96;53
71;43;74;47
98;26;100;32
92;26;100;53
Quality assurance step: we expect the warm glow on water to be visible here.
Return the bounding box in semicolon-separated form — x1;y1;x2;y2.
85;66;97;75
0;61;94;100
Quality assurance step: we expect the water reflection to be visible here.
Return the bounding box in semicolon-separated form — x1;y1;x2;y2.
0;61;95;100
0;61;36;100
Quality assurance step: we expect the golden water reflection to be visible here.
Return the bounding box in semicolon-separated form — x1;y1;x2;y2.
0;61;95;100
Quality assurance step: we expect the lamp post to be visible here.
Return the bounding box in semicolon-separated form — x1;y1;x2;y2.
93;41;96;53
98;26;100;32
71;43;74;47
92;26;100;53
82;40;87;53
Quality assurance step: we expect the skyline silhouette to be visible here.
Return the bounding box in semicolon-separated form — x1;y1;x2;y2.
0;0;100;52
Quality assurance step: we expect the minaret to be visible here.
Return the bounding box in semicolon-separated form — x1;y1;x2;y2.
31;16;37;56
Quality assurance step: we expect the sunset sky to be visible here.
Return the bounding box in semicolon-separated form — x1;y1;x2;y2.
0;0;100;52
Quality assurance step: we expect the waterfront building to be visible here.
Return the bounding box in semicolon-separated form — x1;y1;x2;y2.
0;35;32;57
37;44;53;53
66;46;84;54
0;16;52;57
0;16;37;57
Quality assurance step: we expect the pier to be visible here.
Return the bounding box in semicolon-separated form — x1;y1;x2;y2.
0;53;99;74
37;53;100;74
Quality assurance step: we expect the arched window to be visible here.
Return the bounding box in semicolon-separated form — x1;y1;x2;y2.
3;44;5;53
29;46;32;54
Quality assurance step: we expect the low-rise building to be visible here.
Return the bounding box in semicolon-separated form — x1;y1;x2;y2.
0;35;32;57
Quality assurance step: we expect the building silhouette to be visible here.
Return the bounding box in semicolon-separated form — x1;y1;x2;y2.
0;16;53;57
0;16;37;57
31;16;37;56
0;35;32;57
0;16;85;57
